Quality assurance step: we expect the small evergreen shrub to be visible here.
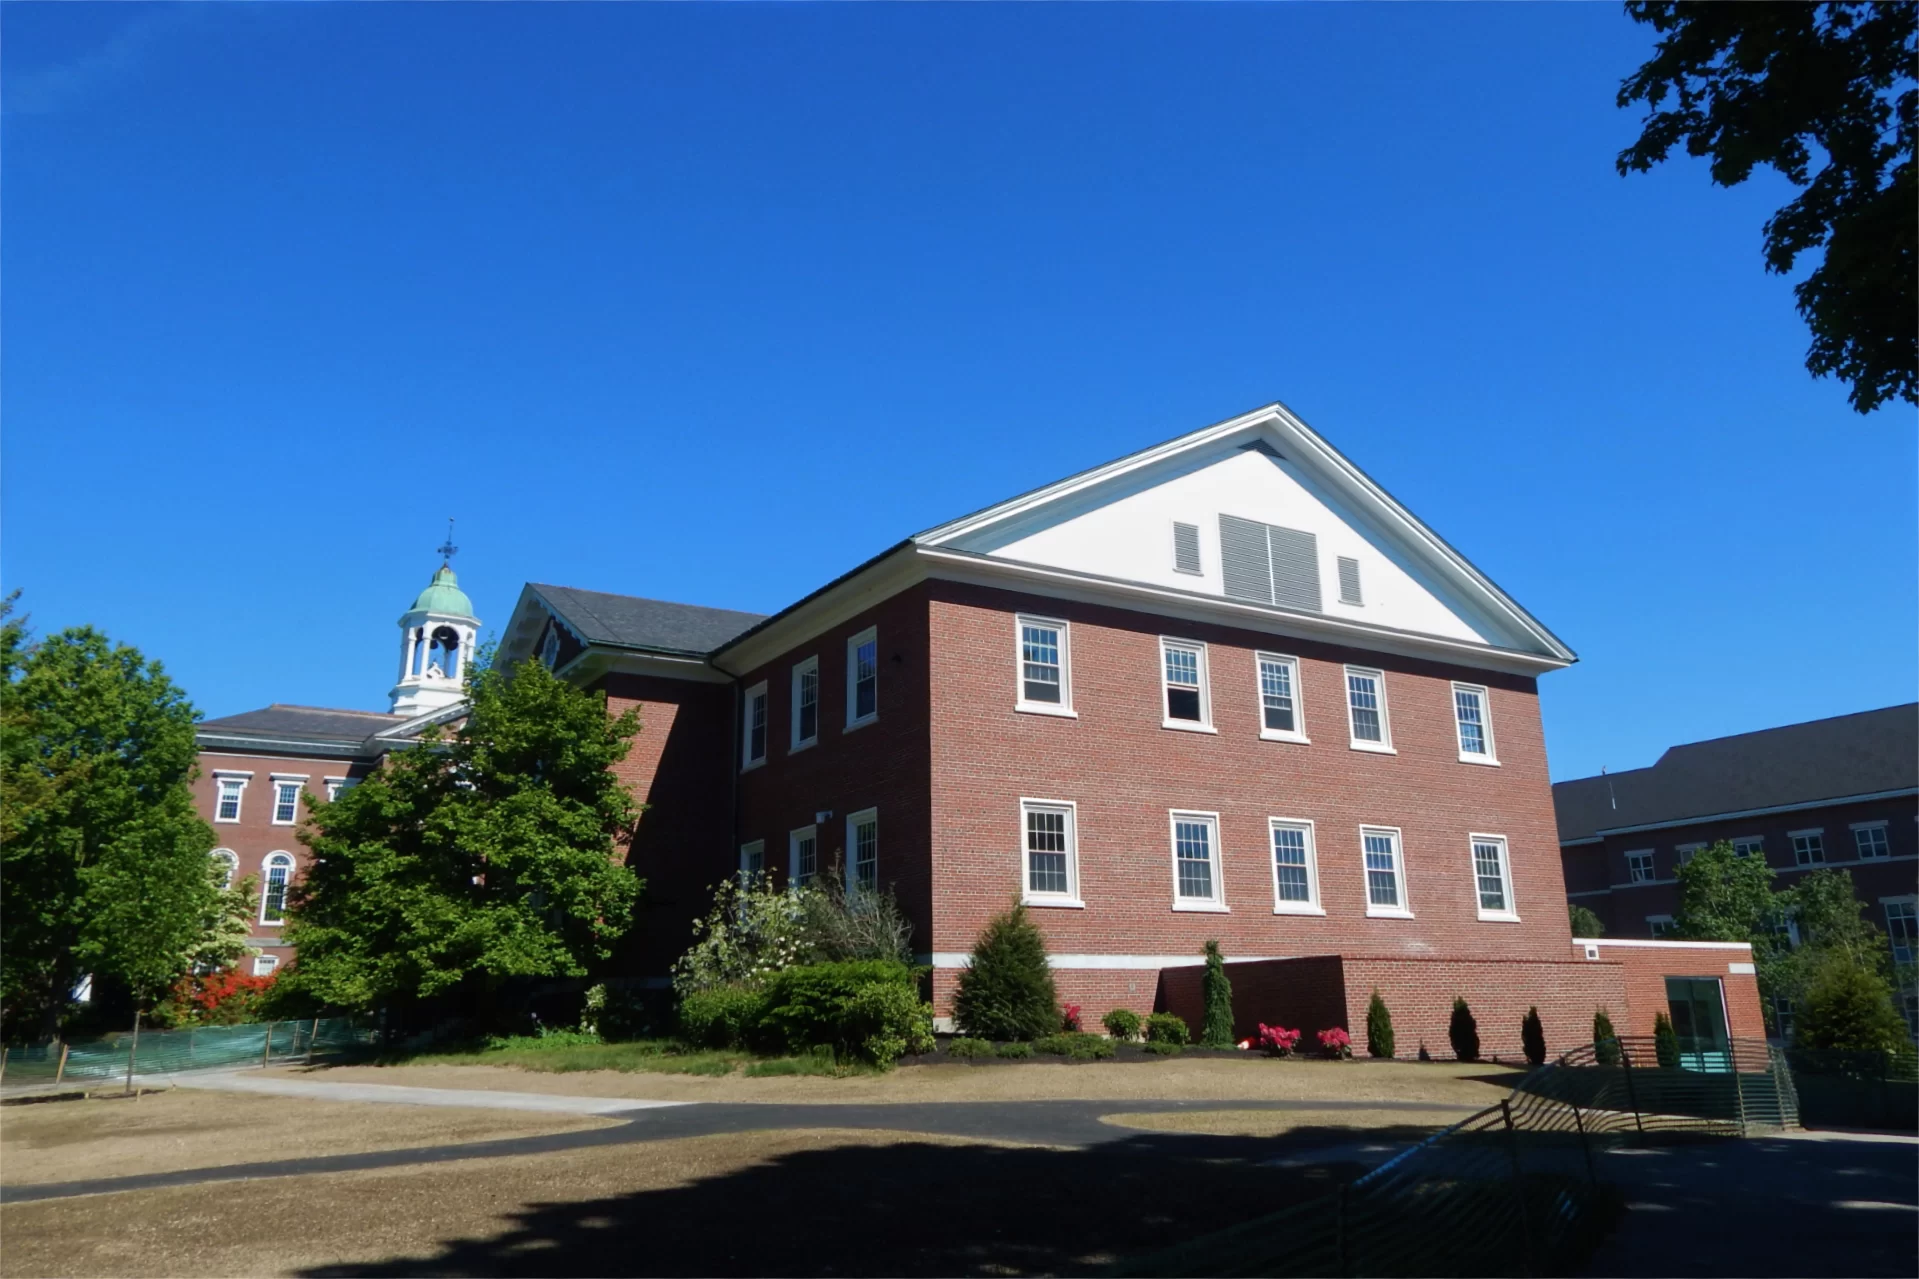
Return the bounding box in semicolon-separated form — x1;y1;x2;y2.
995;1040;1035;1059
1141;1040;1184;1056
1417;1041;1432;1062
946;1036;994;1059
953;905;1061;1041
677;984;766;1049
1448;996;1481;1063
1101;1008;1143;1042
1593;1008;1620;1066
1035;1031;1117;1060
1144;1012;1191;1045
1365;990;1395;1059
758;959;929;1065
1521;1006;1546;1067
1200;940;1236;1047
1653;1012;1680;1067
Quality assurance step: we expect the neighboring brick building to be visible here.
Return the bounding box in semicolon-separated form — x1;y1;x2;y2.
497;402;1753;1053
1556;705;1919;1038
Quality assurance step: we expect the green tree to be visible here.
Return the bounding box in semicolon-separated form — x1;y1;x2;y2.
1448;996;1481;1062
1792;948;1909;1054
1365;989;1396;1060
1521;1006;1547;1067
1593;1007;1621;1066
1199;940;1235;1047
1616;2;1917;413
952;904;1059;1041
1674;841;1780;941
1;604;219;1037
184;872;260;977
1569;903;1606;937
283;655;643;1025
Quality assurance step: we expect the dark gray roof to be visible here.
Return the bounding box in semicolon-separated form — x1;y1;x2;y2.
532;584;766;656
1554;704;1918;842
199;704;410;743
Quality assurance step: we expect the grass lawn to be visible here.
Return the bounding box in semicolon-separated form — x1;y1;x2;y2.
392;1035;853;1078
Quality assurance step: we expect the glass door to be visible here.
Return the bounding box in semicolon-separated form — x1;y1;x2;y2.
1664;977;1731;1072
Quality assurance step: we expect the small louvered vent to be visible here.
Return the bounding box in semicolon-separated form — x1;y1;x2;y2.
1337;556;1363;605
1172;522;1202;575
1219;515;1322;612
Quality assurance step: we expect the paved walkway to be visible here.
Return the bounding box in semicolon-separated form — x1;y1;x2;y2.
181;1071;685;1115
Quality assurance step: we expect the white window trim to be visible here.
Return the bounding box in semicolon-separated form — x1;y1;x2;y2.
1268;816;1324;916
1169;809;1228;911
1014;614;1077;718
260;852;295;926
1171;519;1203;576
212;771;252;824
1850;820;1891;831
845;627;879;731
1451;682;1498;765
846;807;879;893
1360;824;1413;918
269;775;308;827
1646;914;1677;937
741;681;769;771
252;955;280;978
739;839;765;877
323;776;350;802
1884;897;1918;966
790;656;820;753
1625;849;1656;883
1254;652;1309;744
788;825;818;885
1470;832;1520;922
1020;798;1084;908
1674;842;1705;865
1731;836;1764;858
1159;637;1215;733
1344;666;1395;754
1789;828;1827;865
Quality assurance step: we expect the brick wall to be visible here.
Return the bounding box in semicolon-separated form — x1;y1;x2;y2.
1586;940;1766;1040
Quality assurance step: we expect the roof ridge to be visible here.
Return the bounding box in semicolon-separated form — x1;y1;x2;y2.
262;704;407;719
531;583;767;618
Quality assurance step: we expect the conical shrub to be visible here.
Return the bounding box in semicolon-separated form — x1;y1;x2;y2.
1593;1008;1620;1066
1653;1011;1680;1067
953;904;1059;1041
1200;940;1235;1047
1365;989;1395;1059
1521;1006;1546;1066
1448;996;1480;1062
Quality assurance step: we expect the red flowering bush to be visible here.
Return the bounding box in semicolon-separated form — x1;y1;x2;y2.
1257;1023;1302;1057
1317;1027;1353;1059
156;968;278;1027
1060;1003;1083;1033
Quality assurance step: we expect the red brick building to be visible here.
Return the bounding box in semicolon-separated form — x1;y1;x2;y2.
1556;705;1919;1038
497;403;1753;1055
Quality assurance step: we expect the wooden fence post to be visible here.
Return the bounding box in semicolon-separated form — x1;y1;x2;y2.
124;1010;142;1097
262;1021;277;1069
305;1018;321;1065
54;1041;69;1084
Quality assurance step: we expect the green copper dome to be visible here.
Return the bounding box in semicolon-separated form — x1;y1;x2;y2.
408;565;475;618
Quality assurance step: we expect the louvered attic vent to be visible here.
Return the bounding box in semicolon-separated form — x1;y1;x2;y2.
1337;556;1363;606
1172;522;1202;575
1219;514;1322;612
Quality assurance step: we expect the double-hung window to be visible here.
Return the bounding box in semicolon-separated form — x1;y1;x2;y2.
271;776;306;826
1361;826;1411;917
1170;811;1225;910
1452;683;1496;763
742;682;768;769
1255;653;1306;742
261;853;295;925
846;628;878;729
739;840;765;877
1884;900;1916;967
1269;818;1322;915
1471;834;1518;920
1790;830;1826;866
1853;822;1890;859
789;826;818;886
1015;615;1073;714
791;657;819;751
1021;800;1081;905
1625;850;1655;883
1160;638;1212;730
1675;843;1704;867
1647;915;1677;938
252;955;280;978
847;809;879;894
214;773;249;823
1345;667;1392;751
1732;837;1764;860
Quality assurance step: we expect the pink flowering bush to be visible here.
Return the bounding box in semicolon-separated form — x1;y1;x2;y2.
1317;1027;1353;1059
1060;1003;1083;1033
1257;1023;1302;1057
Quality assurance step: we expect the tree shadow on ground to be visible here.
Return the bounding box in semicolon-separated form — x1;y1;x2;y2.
301;1124;1440;1277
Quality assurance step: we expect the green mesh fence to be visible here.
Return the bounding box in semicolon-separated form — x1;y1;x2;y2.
1;1018;373;1087
1113;1036;1793;1278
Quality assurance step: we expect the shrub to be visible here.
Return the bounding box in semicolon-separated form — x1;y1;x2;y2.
1035;1031;1116;1060
1317;1027;1352;1059
1593;1008;1620;1066
1792;951;1910;1054
797;866;916;965
1257;1024;1301;1057
1365;990;1395;1060
1653;1012;1680;1067
946;1036;994;1059
1200;940;1235;1047
1141;1040;1183;1056
953;905;1060;1041
678;984;766;1049
1061;1002;1083;1033
1144;1012;1190;1046
1102;1008;1143;1042
1568;903;1605;937
1448;997;1480;1062
154;968;277;1028
1521;1006;1546;1067
758;959;927;1065
1417;1042;1432;1062
995;1040;1035;1059
672;873;814;996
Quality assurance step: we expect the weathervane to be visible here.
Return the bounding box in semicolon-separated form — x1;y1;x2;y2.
437;518;458;566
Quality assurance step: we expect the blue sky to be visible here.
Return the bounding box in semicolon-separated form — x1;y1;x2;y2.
4;3;1912;781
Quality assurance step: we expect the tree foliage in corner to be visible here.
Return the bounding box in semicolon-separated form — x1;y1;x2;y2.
1617;2;1917;412
284;655;643;1022
0;597;220;1036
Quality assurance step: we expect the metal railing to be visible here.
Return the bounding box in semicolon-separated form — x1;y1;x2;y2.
1;1018;373;1088
1114;1036;1795;1278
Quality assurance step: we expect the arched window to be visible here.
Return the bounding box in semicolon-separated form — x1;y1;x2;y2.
212;849;239;891
426;626;461;679
410;627;427;676
261;852;295;924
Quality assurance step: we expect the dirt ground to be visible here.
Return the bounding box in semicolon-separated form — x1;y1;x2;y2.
1100;1105;1470;1136
0;1125;1359;1278
286;1054;1519;1106
0;1089;612;1186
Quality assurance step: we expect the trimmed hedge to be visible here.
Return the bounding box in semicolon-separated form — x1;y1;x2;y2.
677;960;934;1066
1144;1012;1191;1045
1102;1008;1143;1042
